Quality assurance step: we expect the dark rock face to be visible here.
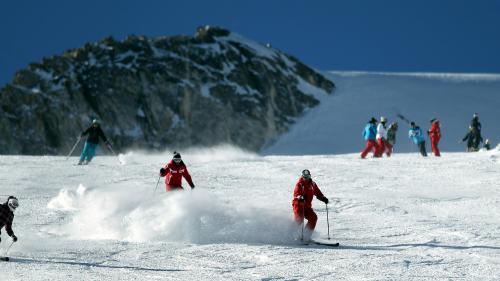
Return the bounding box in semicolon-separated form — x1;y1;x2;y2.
0;26;334;155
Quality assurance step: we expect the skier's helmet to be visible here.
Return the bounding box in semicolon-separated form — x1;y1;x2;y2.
173;151;182;164
301;169;311;180
380;116;387;123
473;113;478;118
92;119;100;126
410;121;416;127
7;197;19;212
369;117;377;124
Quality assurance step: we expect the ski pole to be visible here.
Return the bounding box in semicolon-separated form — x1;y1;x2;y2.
154;176;161;193
106;142;122;165
326;203;331;240
4;241;14;256
300;200;306;242
66;136;82;159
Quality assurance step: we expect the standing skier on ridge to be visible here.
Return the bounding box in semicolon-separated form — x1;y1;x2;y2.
159;152;195;192
0;196;19;247
387;122;398;155
427;118;441;156
376;116;391;157
360;117;378;158
78;119;109;165
409;121;427;157
292;169;329;242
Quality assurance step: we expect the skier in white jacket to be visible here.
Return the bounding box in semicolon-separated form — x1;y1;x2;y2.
376;117;391;157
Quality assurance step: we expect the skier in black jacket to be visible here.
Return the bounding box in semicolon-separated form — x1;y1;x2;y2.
0;196;18;245
78;119;109;165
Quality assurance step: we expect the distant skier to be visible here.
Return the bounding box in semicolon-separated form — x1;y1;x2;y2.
0;196;19;246
462;127;475;152
159;152;195;192
360;117;378;158
376;116;391;157
387;122;398;155
409;122;427;157
427;119;441;157
470;113;483;151
484;139;491;150
292;169;329;242
78;119;109;165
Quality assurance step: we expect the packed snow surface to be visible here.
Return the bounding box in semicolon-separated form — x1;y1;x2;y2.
1;145;500;280
263;71;500;155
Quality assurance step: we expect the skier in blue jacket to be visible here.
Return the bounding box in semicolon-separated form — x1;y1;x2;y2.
409;122;427;157
360;117;379;158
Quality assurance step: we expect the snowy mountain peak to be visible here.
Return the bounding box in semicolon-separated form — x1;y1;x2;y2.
0;26;334;155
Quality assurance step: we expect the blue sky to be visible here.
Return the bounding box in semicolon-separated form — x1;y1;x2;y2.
1;0;499;86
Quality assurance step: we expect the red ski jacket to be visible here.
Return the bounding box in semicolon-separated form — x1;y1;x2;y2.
160;160;194;188
292;177;327;208
428;122;441;141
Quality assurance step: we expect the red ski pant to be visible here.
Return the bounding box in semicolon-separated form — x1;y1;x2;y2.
430;138;440;156
360;140;377;158
385;142;393;156
166;185;183;192
293;204;318;230
377;138;392;157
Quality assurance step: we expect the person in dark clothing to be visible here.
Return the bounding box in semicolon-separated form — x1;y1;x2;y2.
483;139;491;150
78;119;109;165
0;196;19;245
462;127;476;152
469;113;483;151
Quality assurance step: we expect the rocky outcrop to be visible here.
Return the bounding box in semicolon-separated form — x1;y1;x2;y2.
0;26;334;155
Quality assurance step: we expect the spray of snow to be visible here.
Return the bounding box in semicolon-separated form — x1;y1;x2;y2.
47;185;297;244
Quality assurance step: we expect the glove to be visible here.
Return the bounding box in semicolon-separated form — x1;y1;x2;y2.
322;197;329;204
12;235;17;242
159;168;165;175
190;184;195;189
297;195;305;202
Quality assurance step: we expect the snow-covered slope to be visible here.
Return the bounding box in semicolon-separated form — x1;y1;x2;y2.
1;147;500;280
263;71;500;155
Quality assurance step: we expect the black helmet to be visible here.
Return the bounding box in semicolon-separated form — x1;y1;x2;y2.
302;169;311;179
173;151;182;163
7;196;19;212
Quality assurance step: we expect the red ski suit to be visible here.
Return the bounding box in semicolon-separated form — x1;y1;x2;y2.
292;177;328;231
428;121;441;156
160;160;195;192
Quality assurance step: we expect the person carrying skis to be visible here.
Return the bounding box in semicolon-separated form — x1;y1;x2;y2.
376;116;391;157
427;118;441;157
360;117;378;158
78;119;109;165
409;122;427;157
292;169;329;242
0;196;19;246
159;151;195;192
387;122;398;155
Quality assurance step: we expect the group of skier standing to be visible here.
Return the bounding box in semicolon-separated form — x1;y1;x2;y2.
361;113;489;158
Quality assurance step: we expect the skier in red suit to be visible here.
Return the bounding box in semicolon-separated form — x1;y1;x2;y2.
292;170;329;241
428;119;441;157
159;152;195;192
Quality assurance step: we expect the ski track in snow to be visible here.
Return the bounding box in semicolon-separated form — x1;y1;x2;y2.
1;146;500;280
